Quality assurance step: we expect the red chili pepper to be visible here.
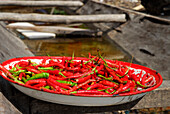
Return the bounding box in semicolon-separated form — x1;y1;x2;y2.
120;75;129;82
33;82;47;88
70;79;96;92
48;78;72;90
66;67;80;71
48;62;65;69
47;79;64;92
39;62;65;69
76;75;91;83
138;71;143;81
113;84;123;94
141;73;148;85
101;80;119;89
15;65;21;71
81;60;86;68
49;75;64;80
26;67;41;74
121;80;132;92
18;72;25;80
49;59;55;64
25;78;46;86
0;64;14;79
79;68;89;73
87;83;109;90
66;70;92;79
62;71;73;76
61;56;66;66
16;61;30;67
42;87;56;93
41;58;48;65
145;75;153;84
105;67;123;83
131;73;140;82
81;84;90;90
98;71;105;75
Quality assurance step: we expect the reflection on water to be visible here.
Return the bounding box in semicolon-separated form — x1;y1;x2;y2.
23;37;131;62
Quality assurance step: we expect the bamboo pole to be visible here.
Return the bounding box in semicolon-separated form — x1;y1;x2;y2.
0;1;84;7
6;25;101;36
0;13;127;23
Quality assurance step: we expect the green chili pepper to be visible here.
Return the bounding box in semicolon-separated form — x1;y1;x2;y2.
38;67;54;70
44;86;50;89
136;81;148;88
22;77;28;83
56;80;77;86
97;49;108;66
27;73;49;81
13;70;26;76
25;71;32;74
110;90;116;94
72;51;74;61
97;74;112;81
97;75;119;85
32;64;38;66
14;77;24;84
58;72;66;78
83;56;97;65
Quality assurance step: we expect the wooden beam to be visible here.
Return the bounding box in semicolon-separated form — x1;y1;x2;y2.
0;13;127;23
6;25;102;36
0;1;84;7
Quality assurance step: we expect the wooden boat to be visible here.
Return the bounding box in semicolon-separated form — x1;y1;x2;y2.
0;0;169;113
59;0;170;80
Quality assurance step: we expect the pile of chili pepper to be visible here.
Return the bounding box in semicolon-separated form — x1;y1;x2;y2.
0;52;155;97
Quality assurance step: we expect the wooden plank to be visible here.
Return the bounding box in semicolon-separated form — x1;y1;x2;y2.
0;22;33;114
0;92;22;114
6;25;101;36
0;1;84;7
0;13;126;23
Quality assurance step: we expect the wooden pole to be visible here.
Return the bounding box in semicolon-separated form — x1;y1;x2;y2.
0;1;84;7
0;13;127;23
6;25;102;36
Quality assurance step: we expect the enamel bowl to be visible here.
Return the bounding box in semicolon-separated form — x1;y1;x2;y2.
0;56;163;106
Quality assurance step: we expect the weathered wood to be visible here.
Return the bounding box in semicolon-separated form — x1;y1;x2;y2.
0;1;84;7
0;6;53;13
0;22;34;114
72;0;170;80
0;23;34;63
74;1;170;34
0;13;126;24
6;25;101;36
0;92;21;114
106;15;170;80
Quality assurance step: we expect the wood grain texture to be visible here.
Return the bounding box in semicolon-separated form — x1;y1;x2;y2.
0;13;126;23
0;1;84;7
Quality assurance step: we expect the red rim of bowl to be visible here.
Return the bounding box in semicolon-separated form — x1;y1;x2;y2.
1;56;163;97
